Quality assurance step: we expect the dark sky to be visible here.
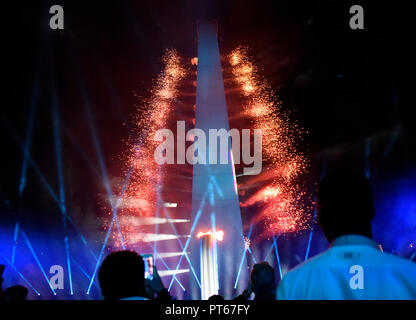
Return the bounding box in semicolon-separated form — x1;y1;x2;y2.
1;0;413;216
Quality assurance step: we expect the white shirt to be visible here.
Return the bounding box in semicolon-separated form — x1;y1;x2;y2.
277;235;416;300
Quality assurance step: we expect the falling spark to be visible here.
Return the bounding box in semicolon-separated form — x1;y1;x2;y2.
228;46;310;234
114;49;186;247
244;237;251;251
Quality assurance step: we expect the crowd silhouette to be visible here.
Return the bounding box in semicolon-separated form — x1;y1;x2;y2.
1;170;416;300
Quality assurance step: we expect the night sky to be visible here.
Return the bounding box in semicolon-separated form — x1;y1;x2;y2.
1;0;412;223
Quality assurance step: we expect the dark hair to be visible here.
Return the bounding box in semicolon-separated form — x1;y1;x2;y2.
317;170;375;242
208;294;225;302
4;285;28;300
98;250;145;300
250;262;276;300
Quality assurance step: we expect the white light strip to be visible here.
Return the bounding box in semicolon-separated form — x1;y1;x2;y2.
163;202;178;208
120;216;190;226
158;269;189;277
157;252;190;259
128;233;190;243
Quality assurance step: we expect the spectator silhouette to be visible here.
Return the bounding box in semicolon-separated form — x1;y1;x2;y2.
208;294;225;302
234;262;276;300
277;170;416;299
98;250;148;300
250;262;276;300
4;285;28;301
0;265;4;300
99;250;172;300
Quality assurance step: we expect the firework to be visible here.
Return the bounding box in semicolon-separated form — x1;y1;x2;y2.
229;46;309;234
116;49;186;246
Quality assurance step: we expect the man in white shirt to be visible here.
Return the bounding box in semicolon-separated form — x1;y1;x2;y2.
277;170;416;300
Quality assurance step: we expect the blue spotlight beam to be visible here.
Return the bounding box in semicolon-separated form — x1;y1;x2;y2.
273;236;283;280
234;224;254;289
70;257;100;290
68;36;126;247
0;252;40;296
18;75;39;196
304;207;317;261
162;207;200;288
11;222;20;264
82;88;125;248
62;125;102;178
86;168;132;294
384;126;400;158
4;119;98;262
51;93;66;216
247;247;257;264
64;236;73;295
305;163;326;261
52;87;73;295
86;219;115;295
410;249;416;262
3;119;60;204
210;212;220;293
21;230;56;295
147;243;186;291
264;243;274;262
234;247;248;289
168;189;209;291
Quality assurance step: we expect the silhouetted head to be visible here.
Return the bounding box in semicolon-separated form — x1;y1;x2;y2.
250;262;276;300
4;285;28;301
98;250;145;300
208;294;225;302
317;170;375;243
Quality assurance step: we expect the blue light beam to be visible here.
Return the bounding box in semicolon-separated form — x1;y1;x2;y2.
21;230;56;295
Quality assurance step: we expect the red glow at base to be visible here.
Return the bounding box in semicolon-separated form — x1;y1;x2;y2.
196;230;224;242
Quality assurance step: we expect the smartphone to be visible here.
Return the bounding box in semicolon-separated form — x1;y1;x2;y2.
142;254;154;280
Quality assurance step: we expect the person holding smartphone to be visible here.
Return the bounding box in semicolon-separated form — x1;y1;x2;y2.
234;262;277;301
98;251;172;300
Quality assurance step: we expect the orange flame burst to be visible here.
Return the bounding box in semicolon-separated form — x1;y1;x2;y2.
197;230;225;242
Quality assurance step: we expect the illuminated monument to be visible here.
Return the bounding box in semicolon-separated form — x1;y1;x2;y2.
189;21;248;299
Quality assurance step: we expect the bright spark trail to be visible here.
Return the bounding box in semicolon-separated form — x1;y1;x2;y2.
119;49;186;247
228;46;310;235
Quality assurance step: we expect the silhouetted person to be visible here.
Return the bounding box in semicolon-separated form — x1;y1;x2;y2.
145;268;173;301
234;262;276;300
98;250;148;300
277;170;416;299
0;265;5;300
208;294;225;302
250;262;276;300
4;285;28;301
